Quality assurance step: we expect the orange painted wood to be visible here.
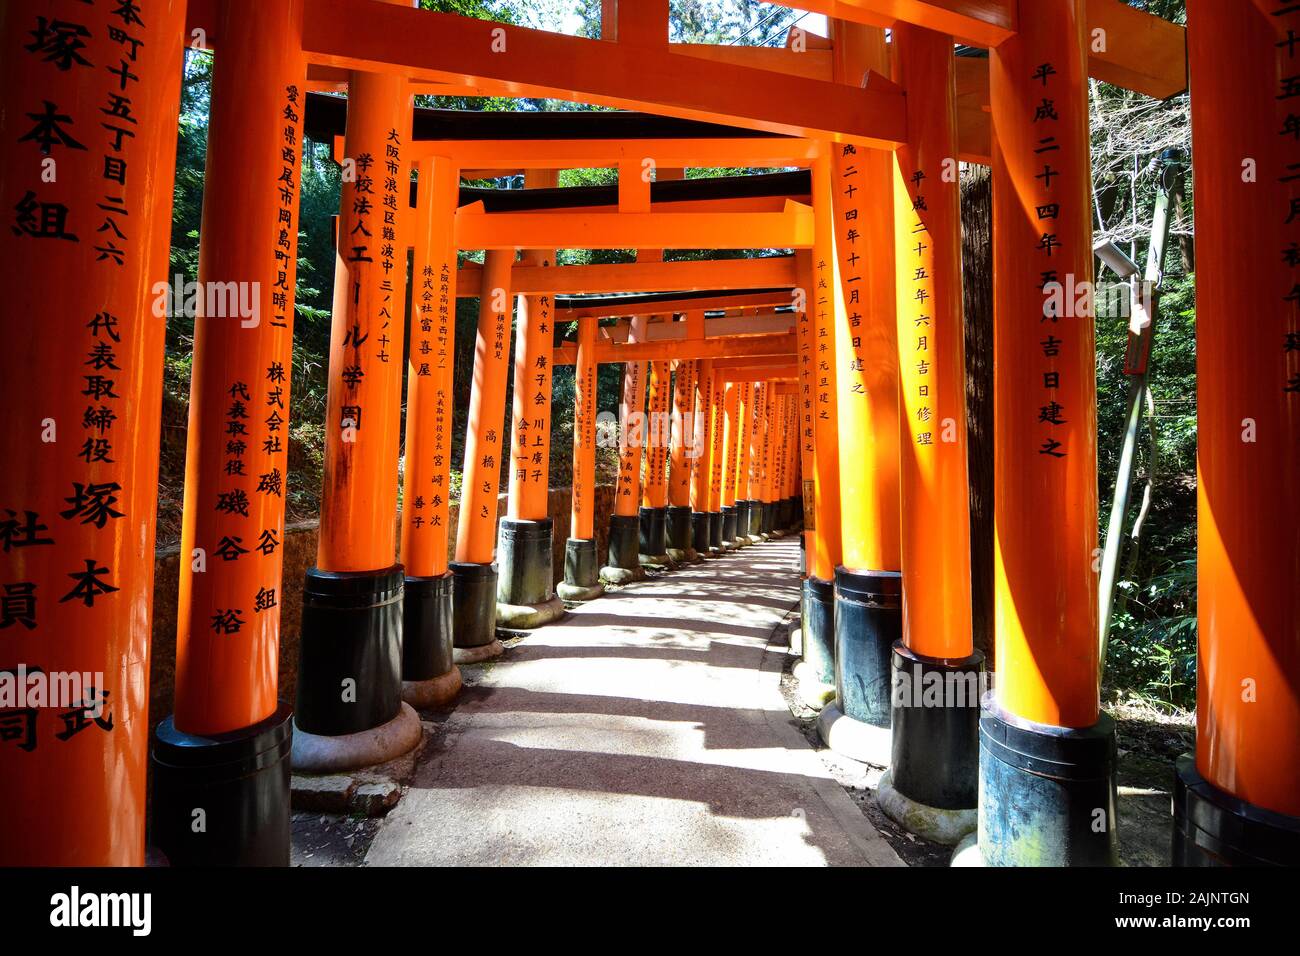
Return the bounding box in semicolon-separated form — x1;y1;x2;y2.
454;249;515;564
892;24;973;659
0;0;187;864
1187;0;1300;817
990;0;1098;728
401;156;459;577
318;56;412;572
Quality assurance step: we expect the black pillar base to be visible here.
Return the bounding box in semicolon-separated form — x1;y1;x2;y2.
667;504;692;552
721;505;738;544
833;567;902;729
775;498;790;530
402;572;454;682
296;565;403;736
150;702;293;866
690;511;710;553
743;499;761;537
761;501;775;535
800;575;836;685
497;517;555;607
977;696;1119;866
798;533;806;574
890;642;985;810
606;514;640;570
1173;754;1300;866
735;501;751;541
450;560;498;648
708;511;723;551
563;536;600;589
639;505;667;557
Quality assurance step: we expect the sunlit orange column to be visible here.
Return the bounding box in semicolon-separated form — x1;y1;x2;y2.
499;170;564;627
639;358;672;561
815;20;904;763
733;381;756;545
876;23;983;835
451;248;515;655
666;359;697;559
396;154;461;709
294;5;419;773
689;359;716;555
603;347;647;582
559;313;604;600
1173;0;1300;866
151;0;307;866
793;251;818;567
797;176;845;710
705;368;728;552
745;381;769;538
759;382;779;535
0;0;185;867
719;382;742;546
968;0;1115;867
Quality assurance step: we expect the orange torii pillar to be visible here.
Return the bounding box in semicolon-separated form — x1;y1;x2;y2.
0;0;184;867
602;339;648;583
816;22;905;764
873;24;984;845
689;359;717;556
294;28;420;773
498;172;566;629
719;382;743;547
1173;1;1300;866
704;368;728;554
795;226;845;711
396;155;462;710
794;250;818;572
149;1;303;867
666;359;698;562
450;248;516;660
956;0;1116;867
638;358;672;564
559;313;605;601
745;381;769;540
779;391;801;530
732;381;757;546
758;382;780;536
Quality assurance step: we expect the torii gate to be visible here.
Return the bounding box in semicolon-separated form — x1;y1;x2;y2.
7;0;1292;874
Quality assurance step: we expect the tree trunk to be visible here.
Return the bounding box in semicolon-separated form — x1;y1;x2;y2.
961;164;995;662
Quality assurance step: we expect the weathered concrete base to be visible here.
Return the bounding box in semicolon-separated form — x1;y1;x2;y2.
684;549;704;564
496;595;566;630
950;832;986;867
746;534;764;545
453;639;504;664
401;666;462;710
639;552;673;568
291;702;422;774
600;565;644;585
792;660;836;711
817;700;892;767
292;721;433;817
877;769;976;846
557;580;604;602
706;546;723;558
665;548;689;565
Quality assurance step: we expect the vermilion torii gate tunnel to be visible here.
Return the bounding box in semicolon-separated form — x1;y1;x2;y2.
1;0;1295;870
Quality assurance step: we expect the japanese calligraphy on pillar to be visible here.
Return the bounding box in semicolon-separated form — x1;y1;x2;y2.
1027;59;1073;459
2;0;184;823
709;373;727;509
617;361;645;508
